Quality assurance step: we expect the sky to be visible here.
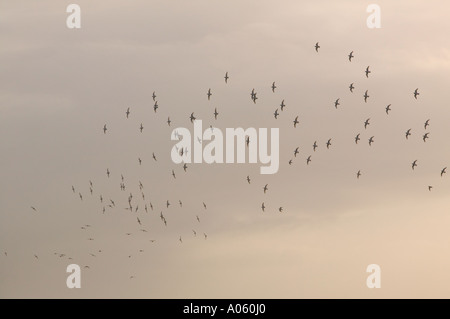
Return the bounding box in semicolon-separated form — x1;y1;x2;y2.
1;0;450;298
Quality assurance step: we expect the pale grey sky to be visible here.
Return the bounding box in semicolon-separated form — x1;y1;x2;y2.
1;0;450;298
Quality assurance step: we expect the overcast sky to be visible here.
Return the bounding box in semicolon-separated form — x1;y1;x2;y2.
1;0;450;298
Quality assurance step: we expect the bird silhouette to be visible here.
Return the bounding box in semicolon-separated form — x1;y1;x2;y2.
315;42;320;52
405;129;412;139
207;88;212;100
334;98;340;109
364;90;369;103
274;109;279;119
365;66;371;78
385;104;391;115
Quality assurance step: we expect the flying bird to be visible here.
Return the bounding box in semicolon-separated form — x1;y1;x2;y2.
364;118;370;129
280;100;286;111
261;202;265;212
385;104;391;115
250;88;258;103
441;167;447;177
224;72;229;83
364;90;369;103
412;160;418;170
349;83;354;93
103;124;107;134
272;82;277;92
293;116;299;128
214;108;219;120
365;66;371;78
140;123;144;133
190;112;196;123
126;107;130;118
294;147;299;157
307;155;312;165
326;139;332;149
368;136;374;146
274;109;279;119
315;42;320;52
357;170;361;179
424;119;430;130
423;133;429;142
152;91;156;101
247;175;251;184
313;141;318;152
207;88;212;100
167;117;171;126
334;98;340;109
405;129;412;139
348;51;354;62
414;88;420;99
263;184;268;194
355;133;361;144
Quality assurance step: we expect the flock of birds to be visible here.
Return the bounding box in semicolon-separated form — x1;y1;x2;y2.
2;41;447;282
